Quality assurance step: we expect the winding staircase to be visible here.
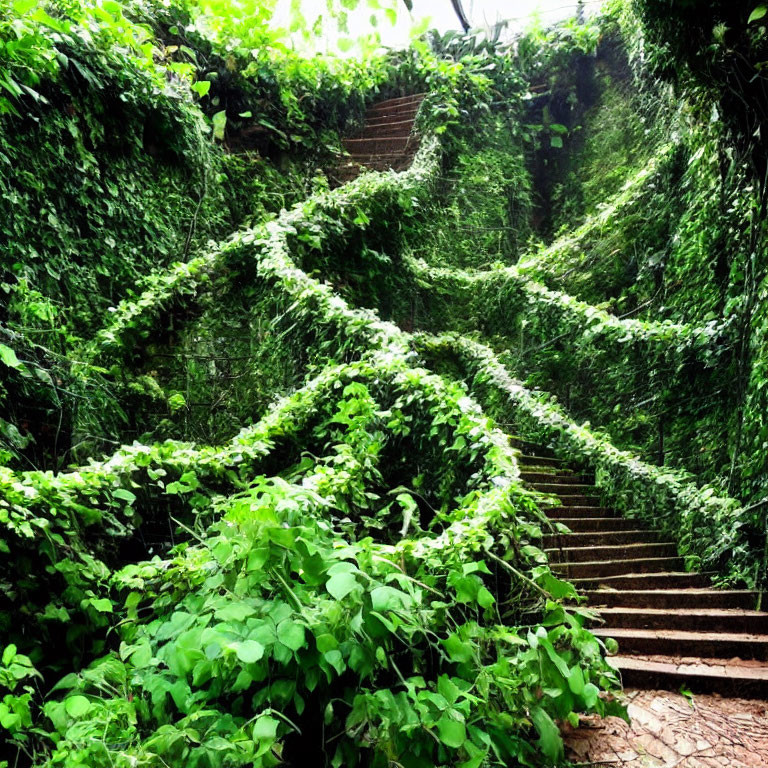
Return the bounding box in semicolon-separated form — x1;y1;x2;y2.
514;439;768;698
334;93;768;700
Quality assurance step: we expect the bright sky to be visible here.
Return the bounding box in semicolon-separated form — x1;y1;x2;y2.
273;0;604;54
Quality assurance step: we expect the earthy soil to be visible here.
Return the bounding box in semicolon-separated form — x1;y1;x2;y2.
564;688;768;767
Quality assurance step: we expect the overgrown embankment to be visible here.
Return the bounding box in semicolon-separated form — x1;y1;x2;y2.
2;1;768;766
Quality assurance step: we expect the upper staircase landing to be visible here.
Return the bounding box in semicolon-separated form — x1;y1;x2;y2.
332;93;425;185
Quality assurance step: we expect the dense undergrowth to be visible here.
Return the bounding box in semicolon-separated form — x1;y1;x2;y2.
2;0;768;765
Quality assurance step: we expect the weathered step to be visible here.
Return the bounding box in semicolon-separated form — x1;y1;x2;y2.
596;606;768;633
594;627;768;660
531;482;597;495
546;542;678;564
364;104;421;122
609;655;768;697
583;588;759;610
518;454;563;468
357;118;417;137
549;495;603;507
521;471;589;484
366;92;426;111
553;557;684;579
364;112;419;129
549;517;632;532
573;571;713;590
544;530;658;546
343;136;415;154
546;509;616;522
346;149;415;161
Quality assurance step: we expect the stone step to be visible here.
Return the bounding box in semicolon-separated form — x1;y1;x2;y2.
546;504;610;519
609;655;768;697
583;588;759;610
366;92;426;112
343;135;415;154
553;495;602;507
546;542;678;564
521;471;589;484
572;571;713;590
550;516;635;531
357;118;417;136
518;454;563;468
544;529;657;546
531;482;597;495
364;104;421;122
596;606;768;633
364;111;419;128
594;627;768;660
552;557;684;579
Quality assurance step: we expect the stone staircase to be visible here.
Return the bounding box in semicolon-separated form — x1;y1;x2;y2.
514;439;768;698
332;93;425;184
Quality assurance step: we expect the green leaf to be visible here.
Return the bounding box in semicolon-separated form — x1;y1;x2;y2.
2;645;16;666
0;344;22;370
326;572;358;600
530;706;563;761
370;585;410;611
212;110;227;141
253;714;279;741
550;135;564;149
276;620;306;651
315;633;338;653
191;80;211;98
567;665;585;695
477;586;495;608
64;695;91;719
443;633;473;663
749;5;767;23
113;488;136;504
437;675;460;705
437;714;466;748
234;640;265;664
90;598;113;613
13;0;38;13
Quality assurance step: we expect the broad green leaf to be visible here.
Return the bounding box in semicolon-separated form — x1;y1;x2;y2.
191;80;211;98
437;714;466;748
749;5;767;22
64;695;91;718
112;488;136;504
234;640;265;664
326;572;358;600
477;586;495;608
0;344;22;370
531;706;563;762
2;645;16;666
370;585;410;611
277;620;306;651
443;633;473;663
253;714;279;741
13;0;38;14
315;633;338;653
437;675;460;705
90;598;113;613
567;665;585;695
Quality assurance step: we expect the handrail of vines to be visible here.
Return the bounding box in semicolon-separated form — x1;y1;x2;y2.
404;253;729;364
415;332;754;587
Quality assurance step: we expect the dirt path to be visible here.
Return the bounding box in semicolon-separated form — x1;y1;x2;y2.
565;689;768;767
